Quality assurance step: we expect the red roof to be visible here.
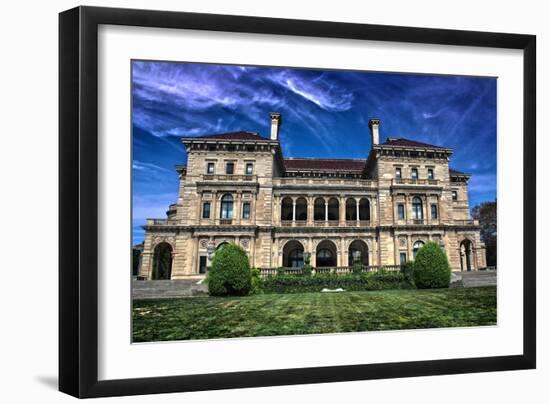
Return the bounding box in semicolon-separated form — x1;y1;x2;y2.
183;131;271;141
284;158;366;172
381;138;447;149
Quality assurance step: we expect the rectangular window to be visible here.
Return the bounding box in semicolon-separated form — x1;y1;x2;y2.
400;252;407;265
431;204;438;219
395;167;402;179
245;162;254;175
397;204;405;220
452;191;458;201
206;162;215;174
202;202;211;219
411;168;418;180
427;168;434;180
242;202;251;219
226;162;234;174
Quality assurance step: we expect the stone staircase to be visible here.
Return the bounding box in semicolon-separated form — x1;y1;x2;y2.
132;279;208;300
450;270;497;288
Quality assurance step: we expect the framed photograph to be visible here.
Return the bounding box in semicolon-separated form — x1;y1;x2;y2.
59;6;536;398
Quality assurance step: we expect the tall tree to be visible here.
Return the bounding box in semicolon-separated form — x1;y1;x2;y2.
472;200;497;267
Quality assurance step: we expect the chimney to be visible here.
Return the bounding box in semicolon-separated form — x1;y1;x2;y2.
368;118;380;147
270;112;282;140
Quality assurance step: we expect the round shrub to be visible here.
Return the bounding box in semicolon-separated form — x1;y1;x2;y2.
207;243;252;296
412;241;451;289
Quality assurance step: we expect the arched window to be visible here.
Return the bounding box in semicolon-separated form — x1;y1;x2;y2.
220;194;234;219
295;197;308;221
359;198;370;221
348;240;369;266
413;240;425;258
412;196;423;220
281;197;293;221
316;240;337;267
314;198;325;221
345;198;357;221
327;197;339;221
289;248;304;268
283;240;304;268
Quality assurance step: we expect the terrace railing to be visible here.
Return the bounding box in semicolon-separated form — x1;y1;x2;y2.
259;265;402;277
393;178;439;186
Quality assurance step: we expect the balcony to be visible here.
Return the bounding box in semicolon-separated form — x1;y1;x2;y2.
346;220;371;227
454;219;479;226
392;178;439;186
275;178;376;187
281;220;307;227
146;218;178;225
202;174;257;182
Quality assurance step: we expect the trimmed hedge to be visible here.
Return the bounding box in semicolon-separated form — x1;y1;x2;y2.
413;241;451;289
207;243;252;296
261;271;413;294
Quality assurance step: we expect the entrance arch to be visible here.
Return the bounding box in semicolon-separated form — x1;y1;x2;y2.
152;242;172;280
283;240;304;268
348;240;369;266
316;240;337;267
460;239;474;271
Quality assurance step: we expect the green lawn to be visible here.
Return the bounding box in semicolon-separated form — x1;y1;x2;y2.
132;286;496;342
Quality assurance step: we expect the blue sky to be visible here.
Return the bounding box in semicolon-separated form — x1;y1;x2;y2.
132;60;497;245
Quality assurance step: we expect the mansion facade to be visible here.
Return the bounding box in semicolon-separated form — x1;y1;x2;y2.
139;113;486;279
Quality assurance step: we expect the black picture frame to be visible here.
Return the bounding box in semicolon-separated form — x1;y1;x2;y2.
59;6;536;398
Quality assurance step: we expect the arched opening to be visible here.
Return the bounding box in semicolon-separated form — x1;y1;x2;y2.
281;197;293;221
412;196;423;220
345;198;357;220
314;198;325;221
152;242;172;280
327;197;339;221
283;240;305;268
220;194;234;219
348;240;369;267
316;240;337;267
413;240;425;258
295;197;308;221
359;198;370;221
460;239;474;271
216;242;229;250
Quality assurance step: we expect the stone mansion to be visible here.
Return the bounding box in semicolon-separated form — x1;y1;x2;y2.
139;113;486;279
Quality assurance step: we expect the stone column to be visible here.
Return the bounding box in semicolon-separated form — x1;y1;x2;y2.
236;193;242;224
356;199;360;224
212;192;218;223
325;199;328;222
307;196;313;225
292;199;296;222
340;237;346;267
339;196;346;226
140;252;152;279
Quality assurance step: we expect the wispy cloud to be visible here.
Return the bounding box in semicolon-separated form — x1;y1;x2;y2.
131;61;497;243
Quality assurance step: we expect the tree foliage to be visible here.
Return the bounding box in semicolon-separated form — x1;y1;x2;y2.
472;200;497;267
